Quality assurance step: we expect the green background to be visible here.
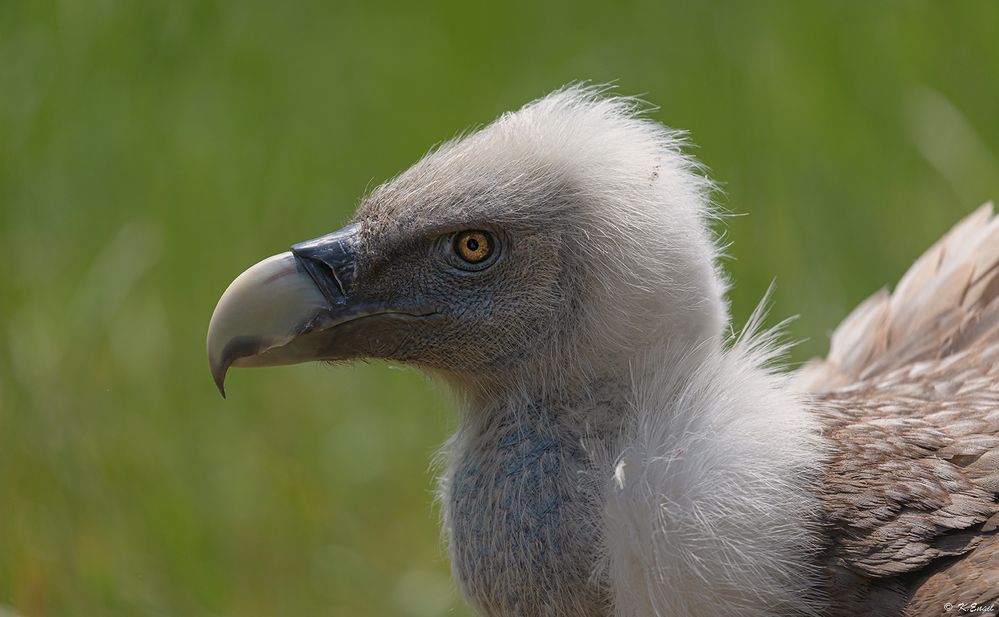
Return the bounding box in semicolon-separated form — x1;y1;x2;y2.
2;1;997;615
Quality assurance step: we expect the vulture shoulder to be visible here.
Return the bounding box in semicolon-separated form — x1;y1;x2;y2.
797;203;999;616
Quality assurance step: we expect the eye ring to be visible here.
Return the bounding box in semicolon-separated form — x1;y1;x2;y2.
453;230;495;266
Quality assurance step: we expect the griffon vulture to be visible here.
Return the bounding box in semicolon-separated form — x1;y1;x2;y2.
207;87;999;617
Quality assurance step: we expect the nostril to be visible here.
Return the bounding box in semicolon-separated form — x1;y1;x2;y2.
290;223;361;308
317;259;347;296
292;253;349;308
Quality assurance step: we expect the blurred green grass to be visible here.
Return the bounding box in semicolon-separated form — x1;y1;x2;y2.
1;1;997;615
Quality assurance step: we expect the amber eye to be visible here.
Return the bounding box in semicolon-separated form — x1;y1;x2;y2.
453;230;494;265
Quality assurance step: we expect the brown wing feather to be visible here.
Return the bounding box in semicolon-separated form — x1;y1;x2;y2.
795;203;999;616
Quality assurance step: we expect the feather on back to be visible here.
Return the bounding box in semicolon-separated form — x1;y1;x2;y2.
796;202;999;391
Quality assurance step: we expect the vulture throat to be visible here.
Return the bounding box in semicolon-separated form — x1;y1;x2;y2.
208;87;999;617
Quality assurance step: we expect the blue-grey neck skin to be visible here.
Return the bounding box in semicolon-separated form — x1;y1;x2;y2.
441;376;630;617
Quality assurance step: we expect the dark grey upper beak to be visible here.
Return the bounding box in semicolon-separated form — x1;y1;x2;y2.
291;223;360;307
206;224;360;397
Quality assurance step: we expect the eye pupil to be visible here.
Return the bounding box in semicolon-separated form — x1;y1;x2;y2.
466;238;479;251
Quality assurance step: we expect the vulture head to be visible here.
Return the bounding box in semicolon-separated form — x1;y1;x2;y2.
208;87;728;396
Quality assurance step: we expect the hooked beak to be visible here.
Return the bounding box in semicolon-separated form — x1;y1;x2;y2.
207;223;414;397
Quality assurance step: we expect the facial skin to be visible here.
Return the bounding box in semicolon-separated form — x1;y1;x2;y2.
343;174;576;372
